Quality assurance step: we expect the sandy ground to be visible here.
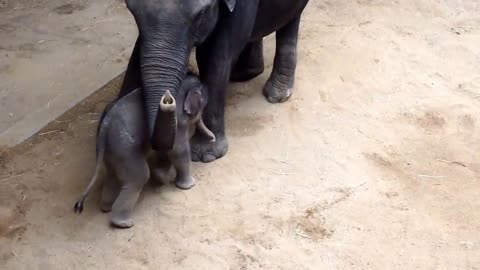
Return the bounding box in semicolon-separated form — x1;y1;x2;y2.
1;0;480;269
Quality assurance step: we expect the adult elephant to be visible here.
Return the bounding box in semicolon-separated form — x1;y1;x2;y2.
119;0;310;162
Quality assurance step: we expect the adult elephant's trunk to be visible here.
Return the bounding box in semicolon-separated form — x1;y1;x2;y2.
140;35;189;151
153;90;177;152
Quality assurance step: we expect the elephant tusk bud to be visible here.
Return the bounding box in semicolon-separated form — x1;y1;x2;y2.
197;119;216;142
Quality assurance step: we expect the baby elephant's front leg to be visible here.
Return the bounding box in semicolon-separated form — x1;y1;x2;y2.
170;143;195;190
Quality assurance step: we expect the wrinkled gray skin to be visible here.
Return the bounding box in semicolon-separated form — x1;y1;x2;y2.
119;0;310;163
74;75;214;228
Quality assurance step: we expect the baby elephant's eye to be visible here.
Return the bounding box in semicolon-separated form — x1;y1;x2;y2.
194;7;207;23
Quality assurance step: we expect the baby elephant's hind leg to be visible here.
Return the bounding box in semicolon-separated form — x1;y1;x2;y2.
110;156;149;228
99;169;120;212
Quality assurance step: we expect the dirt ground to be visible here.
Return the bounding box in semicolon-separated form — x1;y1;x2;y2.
1;0;480;269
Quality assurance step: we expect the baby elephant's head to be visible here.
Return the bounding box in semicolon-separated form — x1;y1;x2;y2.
182;74;216;142
152;73;215;152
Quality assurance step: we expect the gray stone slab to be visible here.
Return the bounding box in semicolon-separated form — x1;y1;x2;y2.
0;0;136;146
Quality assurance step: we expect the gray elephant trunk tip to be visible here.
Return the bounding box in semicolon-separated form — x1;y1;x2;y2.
152;90;178;152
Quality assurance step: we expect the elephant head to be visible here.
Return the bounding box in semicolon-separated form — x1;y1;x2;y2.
182;74;216;142
125;0;235;151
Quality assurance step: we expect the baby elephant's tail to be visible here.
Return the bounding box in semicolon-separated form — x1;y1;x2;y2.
74;115;109;214
73;149;104;214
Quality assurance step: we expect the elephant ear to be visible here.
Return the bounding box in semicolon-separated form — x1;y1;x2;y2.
223;0;236;12
184;85;206;117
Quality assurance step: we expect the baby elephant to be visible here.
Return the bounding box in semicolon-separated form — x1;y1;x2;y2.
74;74;214;228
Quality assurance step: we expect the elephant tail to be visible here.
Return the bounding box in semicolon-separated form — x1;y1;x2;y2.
73;113;109;214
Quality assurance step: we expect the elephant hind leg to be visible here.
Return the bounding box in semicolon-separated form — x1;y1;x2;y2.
99;166;121;213
263;16;301;103
109;156;149;228
230;40;265;82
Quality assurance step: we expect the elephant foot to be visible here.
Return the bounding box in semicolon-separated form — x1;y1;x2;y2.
100;178;120;213
263;78;293;104
191;134;228;163
100;201;113;213
230;65;264;82
110;214;134;229
175;176;196;190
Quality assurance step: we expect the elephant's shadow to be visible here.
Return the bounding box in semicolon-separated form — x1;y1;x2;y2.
227;75;271;107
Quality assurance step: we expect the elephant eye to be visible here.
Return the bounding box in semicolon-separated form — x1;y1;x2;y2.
195;7;207;21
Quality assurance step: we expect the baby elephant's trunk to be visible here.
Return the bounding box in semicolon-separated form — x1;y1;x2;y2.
196;118;216;142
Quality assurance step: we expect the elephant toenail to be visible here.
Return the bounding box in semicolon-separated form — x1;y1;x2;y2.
202;153;217;163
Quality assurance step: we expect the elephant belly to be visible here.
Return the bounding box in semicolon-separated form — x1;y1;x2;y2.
250;0;309;40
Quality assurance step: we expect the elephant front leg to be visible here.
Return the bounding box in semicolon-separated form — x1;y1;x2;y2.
190;48;231;163
263;16;301;103
191;1;259;163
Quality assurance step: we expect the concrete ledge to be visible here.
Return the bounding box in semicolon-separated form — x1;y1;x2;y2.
0;0;136;146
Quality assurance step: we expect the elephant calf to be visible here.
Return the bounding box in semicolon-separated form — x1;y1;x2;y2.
74;74;215;228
